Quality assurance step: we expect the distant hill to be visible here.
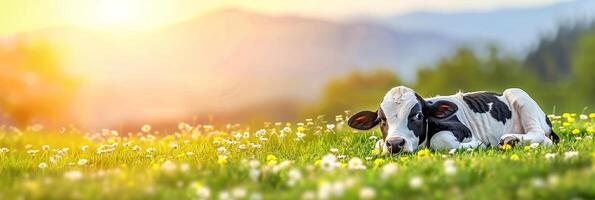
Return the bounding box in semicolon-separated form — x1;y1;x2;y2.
21;9;457;128
383;0;595;52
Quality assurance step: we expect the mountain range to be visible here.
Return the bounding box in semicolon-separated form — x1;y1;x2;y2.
10;0;594;128
383;0;595;52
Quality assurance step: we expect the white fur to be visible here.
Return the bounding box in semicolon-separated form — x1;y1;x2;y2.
380;87;420;152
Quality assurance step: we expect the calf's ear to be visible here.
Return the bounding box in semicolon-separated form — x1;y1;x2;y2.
428;101;458;119
348;111;380;130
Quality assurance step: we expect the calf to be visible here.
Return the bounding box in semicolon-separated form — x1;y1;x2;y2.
348;86;559;153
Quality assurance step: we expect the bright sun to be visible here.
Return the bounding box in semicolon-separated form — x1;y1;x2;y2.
89;0;146;29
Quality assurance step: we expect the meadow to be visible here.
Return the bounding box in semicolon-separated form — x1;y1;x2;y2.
0;112;594;200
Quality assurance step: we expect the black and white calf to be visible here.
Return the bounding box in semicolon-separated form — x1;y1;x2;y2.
348;86;559;153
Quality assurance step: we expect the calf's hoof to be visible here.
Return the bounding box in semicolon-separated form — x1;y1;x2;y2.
499;136;519;148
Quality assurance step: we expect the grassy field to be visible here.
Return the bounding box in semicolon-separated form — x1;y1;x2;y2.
0;112;594;200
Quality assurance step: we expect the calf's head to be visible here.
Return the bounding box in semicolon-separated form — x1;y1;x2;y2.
347;86;457;153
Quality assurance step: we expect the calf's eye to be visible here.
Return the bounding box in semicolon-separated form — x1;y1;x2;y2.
412;113;422;120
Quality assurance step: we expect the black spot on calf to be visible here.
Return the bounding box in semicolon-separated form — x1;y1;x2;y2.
463;92;512;124
428;116;472;143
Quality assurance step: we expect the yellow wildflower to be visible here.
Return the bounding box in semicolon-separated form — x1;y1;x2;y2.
400;157;409;162
371;149;381;155
562;113;571;118
589;113;595;119
572;129;581;135
217;155;228;165
266;154;278;165
374;158;385;166
510;154;520;161
567;118;576;123
266;154;278;162
500;144;512;151
563;122;571;127
314;160;321;166
417;149;431;158
297;127;306;132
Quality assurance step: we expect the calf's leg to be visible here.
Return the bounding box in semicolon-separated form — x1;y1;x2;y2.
500;88;553;147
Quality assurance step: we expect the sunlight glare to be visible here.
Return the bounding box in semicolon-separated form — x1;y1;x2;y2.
90;0;145;29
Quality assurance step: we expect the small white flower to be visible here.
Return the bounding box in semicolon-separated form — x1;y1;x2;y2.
564;151;579;160
529;143;540;149
302;191;316;200
219;191;232;200
545;153;556;160
580;114;588;120
0;147;9;153
326;124;335;130
347;157;366;170
296;132;306;139
443;160;457;175
249;169;260;182
27;149;39;155
161;160;177;172
231;187;247;198
77;158;88;166
287;168;302;186
531;177;545;188
250;193;263;200
41;145;50;151
320;154;339;171
248;160;260;169
141;124;151;133
81;145;88;152
331;181;346;197
38;162;48;169
359;187;376;199
329;148;339;153
217;146;227;152
194;185;210;199
381;163;398;178
132;145;142;151
368;135;378;141
409;176;423;188
49;156;58;164
169;143;178;149
186;151;194;157
64;170;83;181
179;163;190;172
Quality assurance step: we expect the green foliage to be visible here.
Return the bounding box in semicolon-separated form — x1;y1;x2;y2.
524;22;595;82
414;45;538;97
302;69;402;117
571;33;595;106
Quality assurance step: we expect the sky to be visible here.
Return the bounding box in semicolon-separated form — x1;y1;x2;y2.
0;0;568;35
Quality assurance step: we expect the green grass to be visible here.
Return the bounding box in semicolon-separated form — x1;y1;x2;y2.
0;113;594;200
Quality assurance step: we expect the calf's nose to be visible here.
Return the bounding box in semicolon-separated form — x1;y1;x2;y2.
385;137;406;153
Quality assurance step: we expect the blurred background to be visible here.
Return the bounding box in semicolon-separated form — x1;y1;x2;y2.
0;0;594;130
